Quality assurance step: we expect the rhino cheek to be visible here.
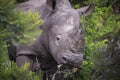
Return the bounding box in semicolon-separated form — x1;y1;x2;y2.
49;40;64;64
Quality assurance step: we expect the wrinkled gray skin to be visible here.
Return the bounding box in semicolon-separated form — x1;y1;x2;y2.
7;0;94;80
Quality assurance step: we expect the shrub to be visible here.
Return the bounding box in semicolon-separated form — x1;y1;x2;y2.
0;0;43;80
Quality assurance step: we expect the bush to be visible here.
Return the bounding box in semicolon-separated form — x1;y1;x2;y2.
71;0;120;80
0;0;43;80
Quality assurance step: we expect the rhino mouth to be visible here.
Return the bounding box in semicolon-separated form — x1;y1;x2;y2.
57;50;83;68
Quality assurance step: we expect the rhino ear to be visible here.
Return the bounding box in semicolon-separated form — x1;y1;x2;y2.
46;0;56;11
77;4;95;16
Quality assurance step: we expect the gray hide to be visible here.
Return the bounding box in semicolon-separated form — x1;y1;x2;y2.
8;0;95;79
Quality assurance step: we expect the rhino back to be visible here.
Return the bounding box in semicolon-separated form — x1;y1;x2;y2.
16;0;51;20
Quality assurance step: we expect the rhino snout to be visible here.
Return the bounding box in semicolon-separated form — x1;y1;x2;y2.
60;50;83;67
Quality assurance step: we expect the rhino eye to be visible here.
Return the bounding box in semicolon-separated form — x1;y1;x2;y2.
56;35;61;41
57;37;60;40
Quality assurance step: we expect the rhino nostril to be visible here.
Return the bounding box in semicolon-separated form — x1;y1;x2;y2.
62;57;67;63
63;57;66;61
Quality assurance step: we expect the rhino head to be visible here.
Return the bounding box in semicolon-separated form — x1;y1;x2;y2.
45;0;95;67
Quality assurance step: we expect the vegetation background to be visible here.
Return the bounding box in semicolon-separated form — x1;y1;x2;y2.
0;0;120;80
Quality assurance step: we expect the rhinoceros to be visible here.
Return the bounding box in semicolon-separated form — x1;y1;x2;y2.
7;0;95;80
